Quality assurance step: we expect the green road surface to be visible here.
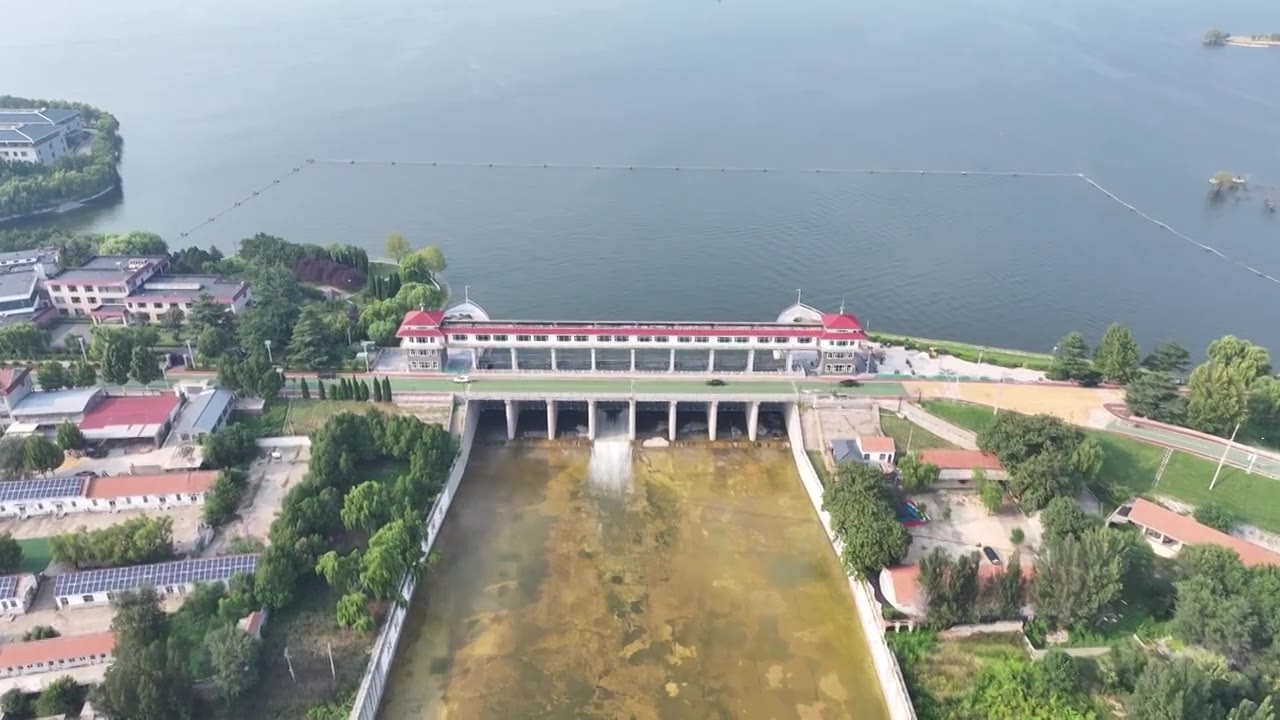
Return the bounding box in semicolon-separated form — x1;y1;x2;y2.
1108;419;1280;479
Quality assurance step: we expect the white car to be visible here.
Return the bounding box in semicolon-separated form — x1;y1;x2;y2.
452;375;471;384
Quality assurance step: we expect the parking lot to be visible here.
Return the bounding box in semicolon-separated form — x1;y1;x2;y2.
905;489;1044;566
204;445;309;555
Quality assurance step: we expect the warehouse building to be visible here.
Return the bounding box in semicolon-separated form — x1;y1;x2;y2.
0;574;40;615
54;554;259;609
0;631;114;679
0;471;220;518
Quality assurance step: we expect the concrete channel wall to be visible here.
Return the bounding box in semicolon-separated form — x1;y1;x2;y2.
786;404;918;720
349;401;478;720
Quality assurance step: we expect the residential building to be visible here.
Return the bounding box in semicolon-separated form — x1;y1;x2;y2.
0;631;114;679
1110;498;1280;566
0;574;40;615
832;436;897;465
0;107;83;167
123;274;252;322
53;554;259;609
44;255;169;318
917;449;1006;481
0;470;218;518
0;108;84;136
170;388;235;444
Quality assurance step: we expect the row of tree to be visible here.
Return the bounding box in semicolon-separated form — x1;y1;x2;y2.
312;376;394;402
1048;324;1190;385
0;676;82;718
823;463;910;577
49;516;174;569
0;435;67;480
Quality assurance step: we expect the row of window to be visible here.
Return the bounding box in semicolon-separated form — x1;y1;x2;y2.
49;283;127;293
1;652;110;673
447;334;820;345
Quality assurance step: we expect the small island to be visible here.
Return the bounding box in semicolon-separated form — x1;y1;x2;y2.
1203;29;1280;48
0;95;122;223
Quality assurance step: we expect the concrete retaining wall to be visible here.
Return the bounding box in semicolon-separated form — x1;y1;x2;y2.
786;404;918;720
348;401;477;720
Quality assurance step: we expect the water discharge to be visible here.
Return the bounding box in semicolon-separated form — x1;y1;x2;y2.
379;443;889;720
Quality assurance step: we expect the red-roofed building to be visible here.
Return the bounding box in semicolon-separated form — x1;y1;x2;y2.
0;631;115;678
918;449;1007;480
0;366;33;427
78;392;181;446
1112;498;1280;567
83;470;219;511
880;561;1034;618
857;436;897;464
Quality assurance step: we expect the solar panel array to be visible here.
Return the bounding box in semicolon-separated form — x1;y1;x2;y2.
0;576;17;600
54;554;259;598
0;477;85;504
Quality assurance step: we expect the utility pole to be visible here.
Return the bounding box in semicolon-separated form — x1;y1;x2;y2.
264;339;273;364
284;645;296;683
1209;421;1241;490
77;336;88;363
327;642;336;681
906;425;914;455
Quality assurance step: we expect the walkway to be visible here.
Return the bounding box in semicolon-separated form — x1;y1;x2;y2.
338;374;908;398
1106;416;1280;478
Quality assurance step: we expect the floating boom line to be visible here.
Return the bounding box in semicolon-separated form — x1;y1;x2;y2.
175;158;1280;286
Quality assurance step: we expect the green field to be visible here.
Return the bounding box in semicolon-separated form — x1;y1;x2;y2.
869;332;1054;371
17;538;52;574
889;631;1030;712
879;410;958;451
921;399;1280;531
284;399;408;435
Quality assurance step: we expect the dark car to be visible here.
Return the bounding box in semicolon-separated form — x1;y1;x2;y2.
838;379;862;388
706;378;727;387
982;546;1001;565
85;446;108;459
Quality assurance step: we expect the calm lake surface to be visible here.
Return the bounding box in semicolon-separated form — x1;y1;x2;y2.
4;0;1280;353
379;441;888;720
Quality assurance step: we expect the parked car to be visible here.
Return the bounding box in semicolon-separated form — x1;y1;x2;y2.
452;375;472;384
838;379;862;387
982;546;1001;565
85;446;108;459
706;378;727;387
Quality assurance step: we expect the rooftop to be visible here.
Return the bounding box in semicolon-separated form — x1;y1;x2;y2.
0;267;40;300
83;470;219;500
10;387;101;418
0;631;114;672
0;367;31;395
0;574;36;601
78;394;180;439
918;448;1003;471
171;388;235;438
54;554;260;598
1126;498;1280;567
858;436;896;455
51;256;167;286
0;124;61;144
0;477;85;505
0;108;80;125
130;275;248;302
0;247;57;265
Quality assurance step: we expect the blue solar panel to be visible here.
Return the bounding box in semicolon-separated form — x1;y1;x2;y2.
53;554;259;598
0;576;17;600
0;477;85;504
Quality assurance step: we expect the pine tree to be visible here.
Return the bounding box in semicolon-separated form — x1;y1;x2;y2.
338;378;350;400
372;378;383;402
359;380;370;402
387;273;401;298
299;377;310;400
317;380;327;400
381;377;393;403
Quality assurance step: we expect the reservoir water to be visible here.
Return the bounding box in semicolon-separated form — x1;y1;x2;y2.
379;439;889;719
5;0;1280;352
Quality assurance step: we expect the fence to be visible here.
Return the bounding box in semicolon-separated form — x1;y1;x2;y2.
348;401;478;720
786;405;918;720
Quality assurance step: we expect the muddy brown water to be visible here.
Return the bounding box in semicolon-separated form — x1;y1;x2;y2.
379;443;889;720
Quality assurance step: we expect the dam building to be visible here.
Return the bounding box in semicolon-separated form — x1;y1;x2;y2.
396;294;870;376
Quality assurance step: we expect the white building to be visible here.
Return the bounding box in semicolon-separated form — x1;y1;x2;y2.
0;108;82;167
54;554;259;609
123;275;252;322
0;631;114;679
0;574;40;615
0;471;219;519
44;255;169;318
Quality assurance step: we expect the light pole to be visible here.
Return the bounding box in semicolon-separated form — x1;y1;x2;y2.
1209;421;1241;490
77;336;88;363
1247;437;1263;475
185;339;195;369
264;339;273;364
994;372;1009;416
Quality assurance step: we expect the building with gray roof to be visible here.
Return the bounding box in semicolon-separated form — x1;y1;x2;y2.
170;388;235;444
0;107;83;166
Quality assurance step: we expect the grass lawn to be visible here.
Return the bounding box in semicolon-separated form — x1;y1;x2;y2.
879;410;957;451
284;399;405;436
17;538;52;574
806;450;832;487
213;578;372;720
369;260;400;278
229;398;289;437
920;399;997;435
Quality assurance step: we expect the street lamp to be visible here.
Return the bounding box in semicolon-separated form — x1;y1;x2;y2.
264;339;273;364
77;336;88;363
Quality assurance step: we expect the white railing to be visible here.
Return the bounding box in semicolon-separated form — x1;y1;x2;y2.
348;402;478;720
785;405;918;720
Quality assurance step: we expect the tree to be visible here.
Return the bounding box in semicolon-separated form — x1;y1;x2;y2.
102;336;133;385
1126;371;1186;424
1128;659;1217;720
385;232;411;262
399;250;438;284
372;377;384;402
315;550;362;593
359;518;422;601
0;533;22;574
129;345;162;386
917;548;980;628
35;675;80;716
161;305;185;337
1;688;32;717
382;377;393;403
0;436;28;481
823;463;910;577
1194;503;1237;532
1039;497;1098;543
202;425;258;469
1144;341;1192;375
286;304;343;370
236;266;302;352
50;516;173;569
299;377;310;400
195;326;229;364
1246;375;1280;440
1228;698;1275;720
1186;361;1249;436
317;380;327;400
1048;331;1091;381
36;360;70;390
897;452;939;491
419;245;447;273
341;481;392;534
1099;638;1149;693
980;475;1004;514
1094;323;1141;383
98;231;167;255
205;624;260;703
71;360;97;387
1207;335;1271;386
23;436;63;476
188;294;232;334
93;589;194;720
978;412;1097;511
987;551;1025;619
1038;650;1080;700
56;420;86;451
204;469;248;526
1033;527;1125;630
23;625;60;641
336;592;375;632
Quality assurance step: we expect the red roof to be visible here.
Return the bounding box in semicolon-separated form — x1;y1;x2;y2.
919;449;1003;471
79;394;180;430
821;313;864;332
1128;499;1280;567
422;324;828;338
881;562;1033;613
0;631;114;671
0;367;30;395
858;436;896;455
83;470;219;499
401;309;444;327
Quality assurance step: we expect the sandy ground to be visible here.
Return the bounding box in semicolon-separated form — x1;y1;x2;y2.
0;586;184;643
56;444;182;476
0;505;206;555
906;381;1121;427
816;405;881;442
204;445;309;555
906;490;1044;563
878;347;1047;382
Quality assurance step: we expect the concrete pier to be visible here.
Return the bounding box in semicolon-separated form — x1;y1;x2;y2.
628;400;637;440
708;349;716;372
708;401;719;441
510;348;518;371
546;400;558;439
590;348;597;372
630;349;637;372
668;401;677;441
505;400;520;440
550;348;558;371
748;401;760;442
668;349;676;373
747;349;755;373
587;399;597;440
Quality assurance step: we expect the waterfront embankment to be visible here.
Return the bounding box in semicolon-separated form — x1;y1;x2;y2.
868;331;1054;371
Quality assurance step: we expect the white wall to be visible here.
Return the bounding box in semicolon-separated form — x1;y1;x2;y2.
0;649;113;678
0;492;204;518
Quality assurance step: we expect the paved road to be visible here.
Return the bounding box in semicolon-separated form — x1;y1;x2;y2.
1106;418;1280;478
362;375;908;397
